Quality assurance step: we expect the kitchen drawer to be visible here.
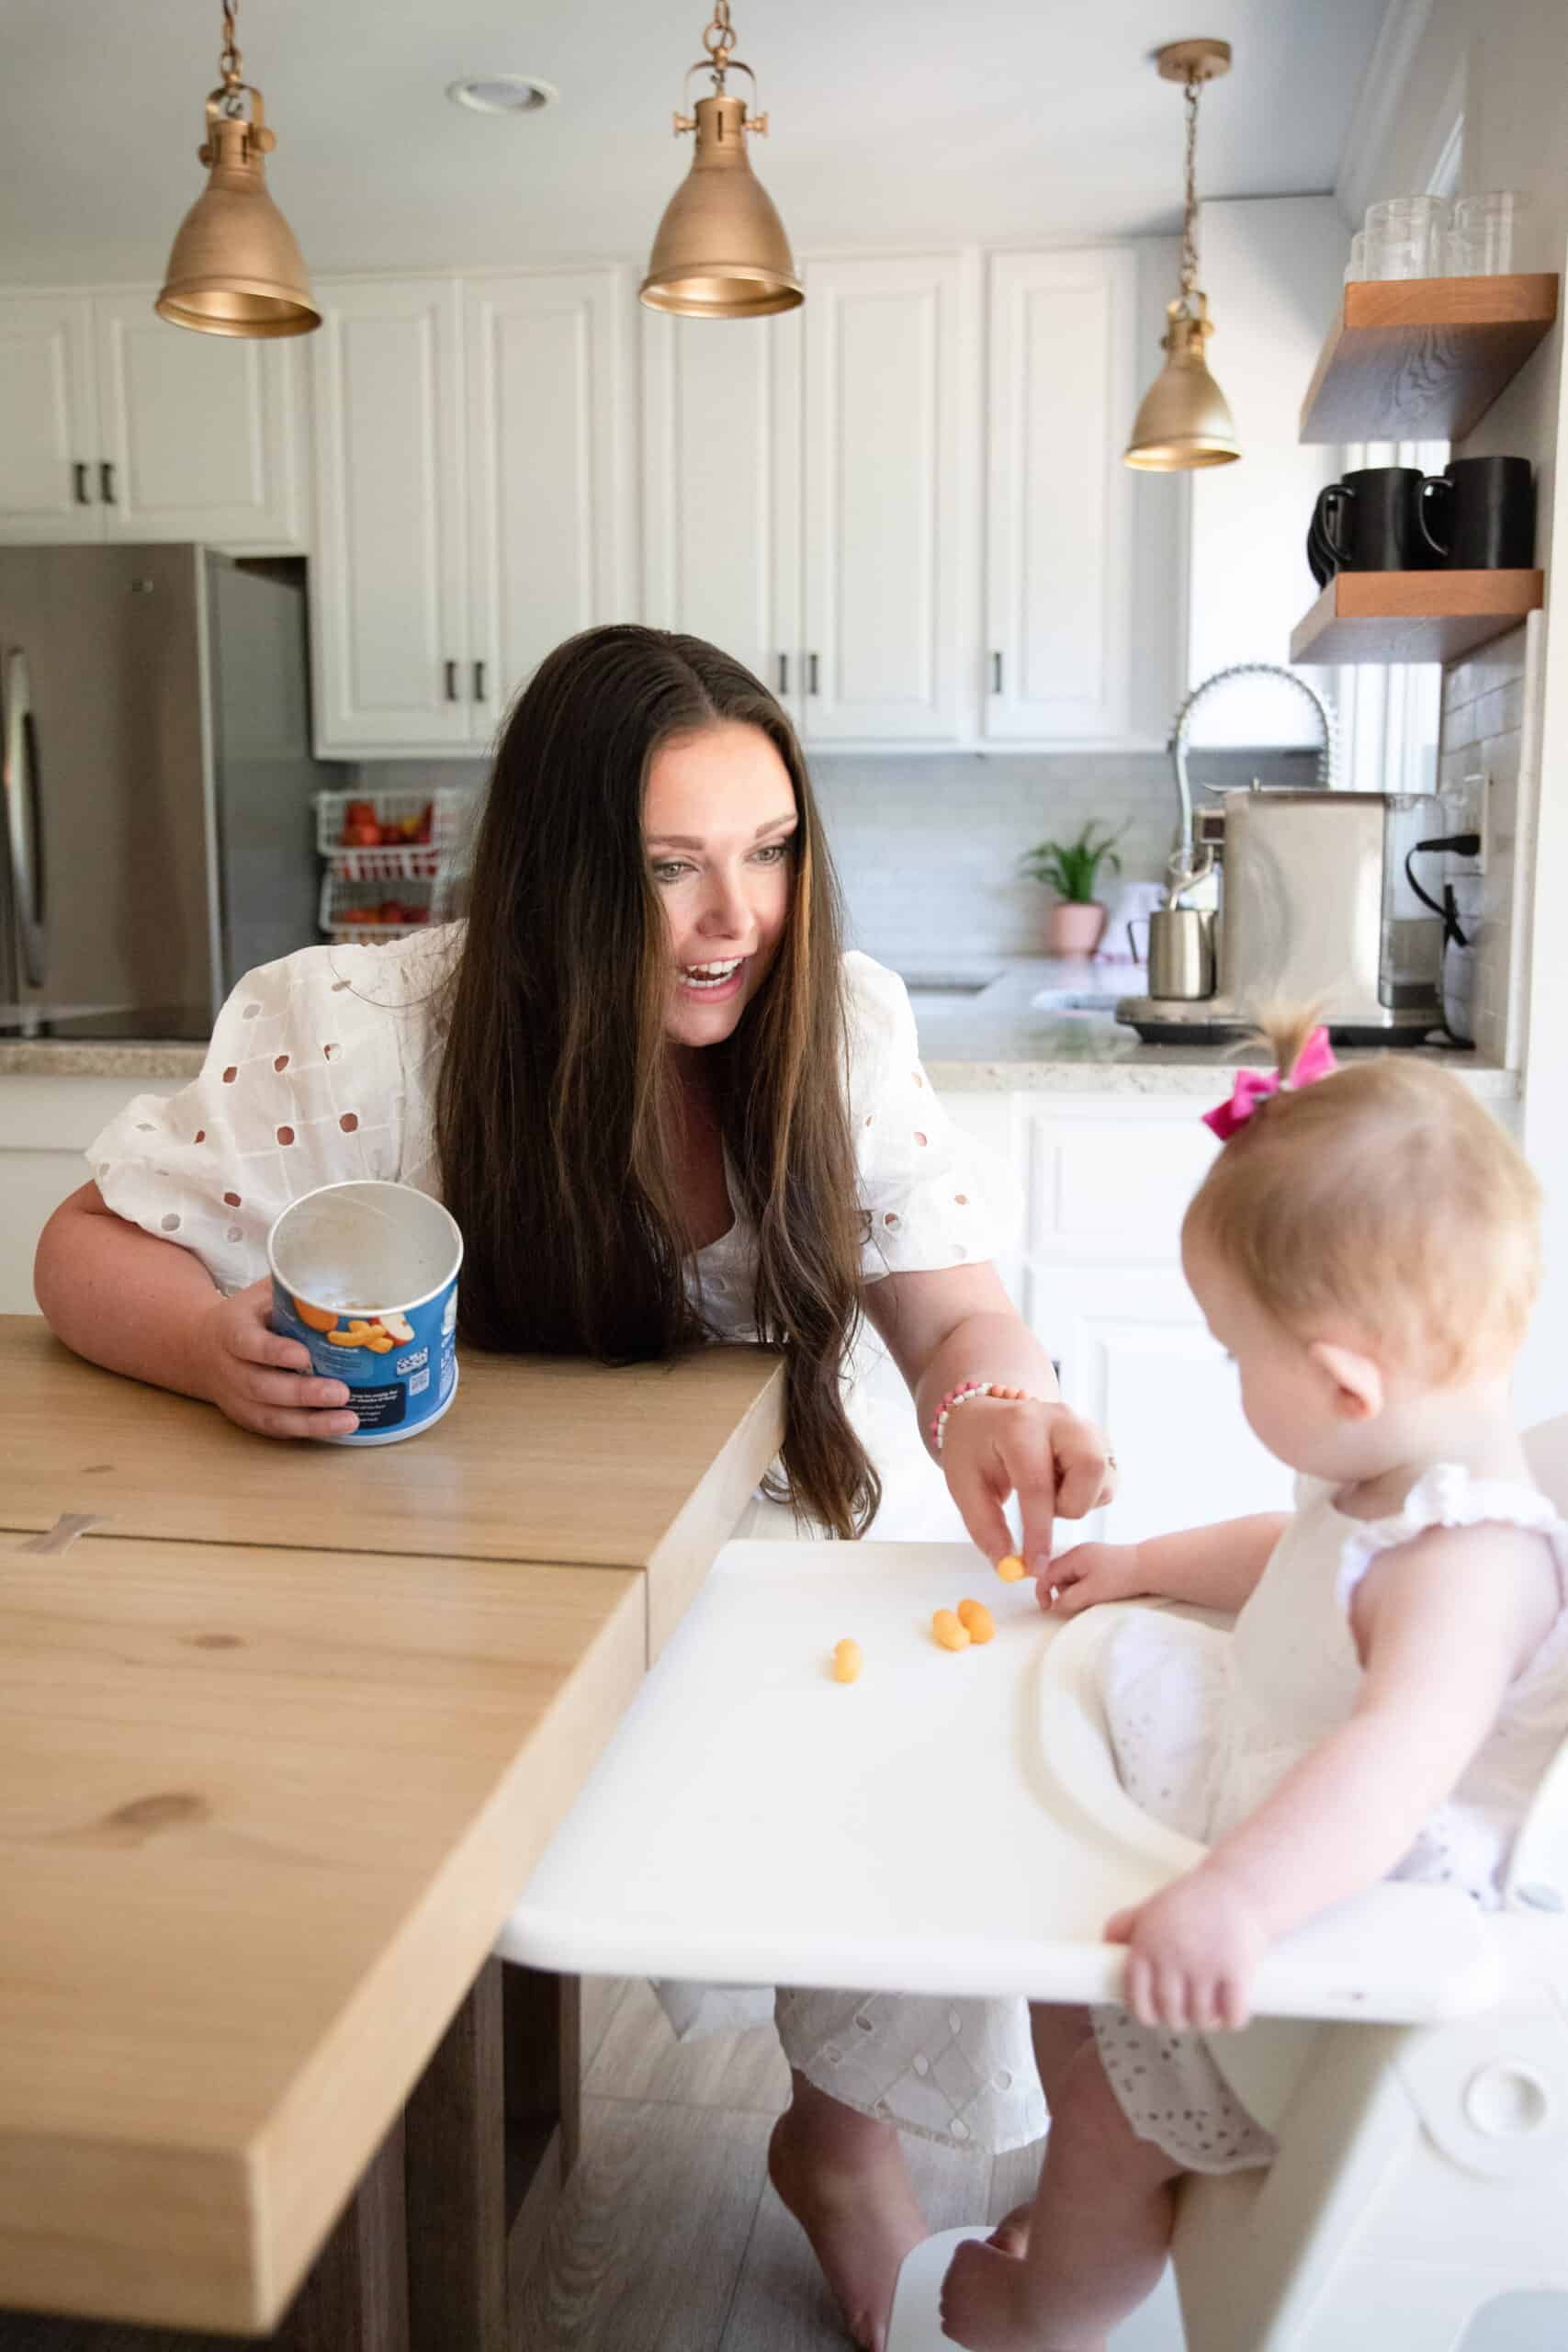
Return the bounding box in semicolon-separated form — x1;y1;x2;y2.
1023;1105;1218;1261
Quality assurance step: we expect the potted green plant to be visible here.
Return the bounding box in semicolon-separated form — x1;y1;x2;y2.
1019;820;1125;956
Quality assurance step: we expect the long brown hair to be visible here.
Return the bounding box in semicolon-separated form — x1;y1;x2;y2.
435;625;879;1536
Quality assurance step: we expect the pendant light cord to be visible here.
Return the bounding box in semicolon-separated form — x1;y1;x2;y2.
1179;73;1201;300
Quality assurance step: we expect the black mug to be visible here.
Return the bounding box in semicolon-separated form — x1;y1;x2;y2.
1313;467;1432;571
1419;456;1535;569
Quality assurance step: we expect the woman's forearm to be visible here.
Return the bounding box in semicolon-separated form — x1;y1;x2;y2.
912;1308;1061;1458
34;1185;223;1399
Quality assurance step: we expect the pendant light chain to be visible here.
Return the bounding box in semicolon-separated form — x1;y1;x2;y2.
1179;72;1201;300
702;1;737;85
218;0;245;117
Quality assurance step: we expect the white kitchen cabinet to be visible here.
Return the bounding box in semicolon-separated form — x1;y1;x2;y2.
0;294;99;541
641;306;802;718
0;1073;183;1314
93;291;305;550
984;249;1137;742
799;254;978;743
0;288;305;551
309;277;471;754
310;268;635;758
467;270;636;740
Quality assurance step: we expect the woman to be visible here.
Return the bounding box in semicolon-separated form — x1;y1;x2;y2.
35;626;1111;2350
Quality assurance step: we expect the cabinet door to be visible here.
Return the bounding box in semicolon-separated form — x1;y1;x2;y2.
800;254;976;742
309;278;470;754
641;305;802;719
984;249;1135;741
93;290;305;549
466;270;635;743
1023;1261;1292;1546
0;294;102;542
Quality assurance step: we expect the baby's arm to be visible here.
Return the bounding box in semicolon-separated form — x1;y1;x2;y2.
35;1184;358;1440
1109;1520;1558;2028
1044;1511;1288;1617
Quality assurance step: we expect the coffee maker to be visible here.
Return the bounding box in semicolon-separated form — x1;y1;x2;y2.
1115;786;1446;1045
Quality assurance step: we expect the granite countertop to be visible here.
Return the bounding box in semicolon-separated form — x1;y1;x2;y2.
906;958;1518;1099
0;957;1517;1100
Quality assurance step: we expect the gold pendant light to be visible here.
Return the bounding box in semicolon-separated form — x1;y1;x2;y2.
1125;40;1238;470
155;0;320;338
641;1;802;318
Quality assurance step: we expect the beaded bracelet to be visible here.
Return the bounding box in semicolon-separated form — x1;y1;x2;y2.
930;1379;1047;1454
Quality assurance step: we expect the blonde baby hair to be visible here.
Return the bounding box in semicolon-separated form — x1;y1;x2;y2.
1184;1006;1541;1384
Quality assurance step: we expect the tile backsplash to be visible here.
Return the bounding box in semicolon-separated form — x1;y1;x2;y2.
1438;615;1543;1067
355;745;1320;974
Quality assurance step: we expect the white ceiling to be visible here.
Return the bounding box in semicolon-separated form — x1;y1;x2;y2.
0;0;1387;285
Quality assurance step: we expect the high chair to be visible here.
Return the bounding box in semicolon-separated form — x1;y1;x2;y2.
500;1417;1568;2351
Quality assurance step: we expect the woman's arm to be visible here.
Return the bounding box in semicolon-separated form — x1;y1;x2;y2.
35;1183;357;1439
863;1259;1110;1567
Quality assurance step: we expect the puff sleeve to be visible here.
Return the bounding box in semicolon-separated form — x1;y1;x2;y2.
844;951;1022;1283
85;930;456;1297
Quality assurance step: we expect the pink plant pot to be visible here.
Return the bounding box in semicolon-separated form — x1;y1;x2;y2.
1045;901;1107;957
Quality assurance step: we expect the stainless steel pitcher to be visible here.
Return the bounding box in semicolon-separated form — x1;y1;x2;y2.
1130;908;1216;1001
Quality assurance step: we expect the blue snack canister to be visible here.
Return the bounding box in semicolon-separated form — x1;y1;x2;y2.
267;1181;463;1445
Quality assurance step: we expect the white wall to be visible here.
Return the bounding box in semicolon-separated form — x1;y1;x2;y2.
1346;0;1568;1419
1184;195;1348;750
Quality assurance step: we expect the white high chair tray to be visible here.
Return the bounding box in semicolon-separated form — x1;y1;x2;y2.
502;1543;1502;2021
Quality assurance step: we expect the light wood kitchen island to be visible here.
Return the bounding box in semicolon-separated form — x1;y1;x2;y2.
0;1317;785;2346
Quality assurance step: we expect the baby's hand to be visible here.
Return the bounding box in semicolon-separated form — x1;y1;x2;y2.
1104;1863;1269;2031
1038;1540;1145;1616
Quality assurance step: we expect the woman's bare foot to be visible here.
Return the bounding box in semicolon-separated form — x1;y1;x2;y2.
767;2074;929;2351
941;2235;1103;2352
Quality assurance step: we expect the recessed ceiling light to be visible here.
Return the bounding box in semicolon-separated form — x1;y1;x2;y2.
446;74;559;116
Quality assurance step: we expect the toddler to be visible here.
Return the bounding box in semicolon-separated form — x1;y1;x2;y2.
940;1013;1568;2352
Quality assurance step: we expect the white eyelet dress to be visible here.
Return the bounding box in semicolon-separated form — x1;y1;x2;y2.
1091;1464;1568;2174
85;929;1046;2155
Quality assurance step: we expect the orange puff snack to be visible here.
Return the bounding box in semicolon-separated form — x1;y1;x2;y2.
956;1599;995;1644
931;1608;971;1652
833;1638;863;1684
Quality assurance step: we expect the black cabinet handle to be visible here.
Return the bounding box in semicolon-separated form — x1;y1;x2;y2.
992;651;1003;694
807;652;819;695
73;461;91;505
776;652;789;695
472;660;486;701
444;660;458;702
99;461;117;505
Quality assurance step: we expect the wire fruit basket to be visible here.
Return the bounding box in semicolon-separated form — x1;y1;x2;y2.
314;787;476;943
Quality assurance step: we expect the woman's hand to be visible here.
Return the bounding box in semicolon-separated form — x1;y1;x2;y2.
1039;1539;1147;1617
939;1394;1113;1577
196;1278;361;1441
1104;1863;1270;2031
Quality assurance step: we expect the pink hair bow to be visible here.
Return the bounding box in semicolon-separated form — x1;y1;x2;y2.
1202;1026;1337;1142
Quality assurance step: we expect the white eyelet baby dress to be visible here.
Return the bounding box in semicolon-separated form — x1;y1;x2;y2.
1091;1464;1568;2172
85;930;1045;2155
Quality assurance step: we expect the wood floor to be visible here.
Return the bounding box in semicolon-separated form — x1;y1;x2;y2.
516;1976;1046;2352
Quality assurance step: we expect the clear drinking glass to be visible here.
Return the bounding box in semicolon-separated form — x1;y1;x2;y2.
1344;230;1368;284
1364;195;1451;279
1442;227;1483;277
1454;192;1529;274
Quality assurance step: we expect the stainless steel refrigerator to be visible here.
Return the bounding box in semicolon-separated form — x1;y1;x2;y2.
0;544;330;1039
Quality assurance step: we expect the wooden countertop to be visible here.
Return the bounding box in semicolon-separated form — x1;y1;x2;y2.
0;1316;787;2331
0;1528;645;2332
0;1317;786;1661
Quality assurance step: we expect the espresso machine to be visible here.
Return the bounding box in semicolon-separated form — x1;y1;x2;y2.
1114;786;1447;1045
1115;663;1445;1046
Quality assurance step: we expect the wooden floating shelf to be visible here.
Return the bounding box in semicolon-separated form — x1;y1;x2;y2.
1300;273;1558;445
1290;569;1543;665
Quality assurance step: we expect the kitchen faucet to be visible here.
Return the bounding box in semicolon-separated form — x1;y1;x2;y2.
1167;662;1339;888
